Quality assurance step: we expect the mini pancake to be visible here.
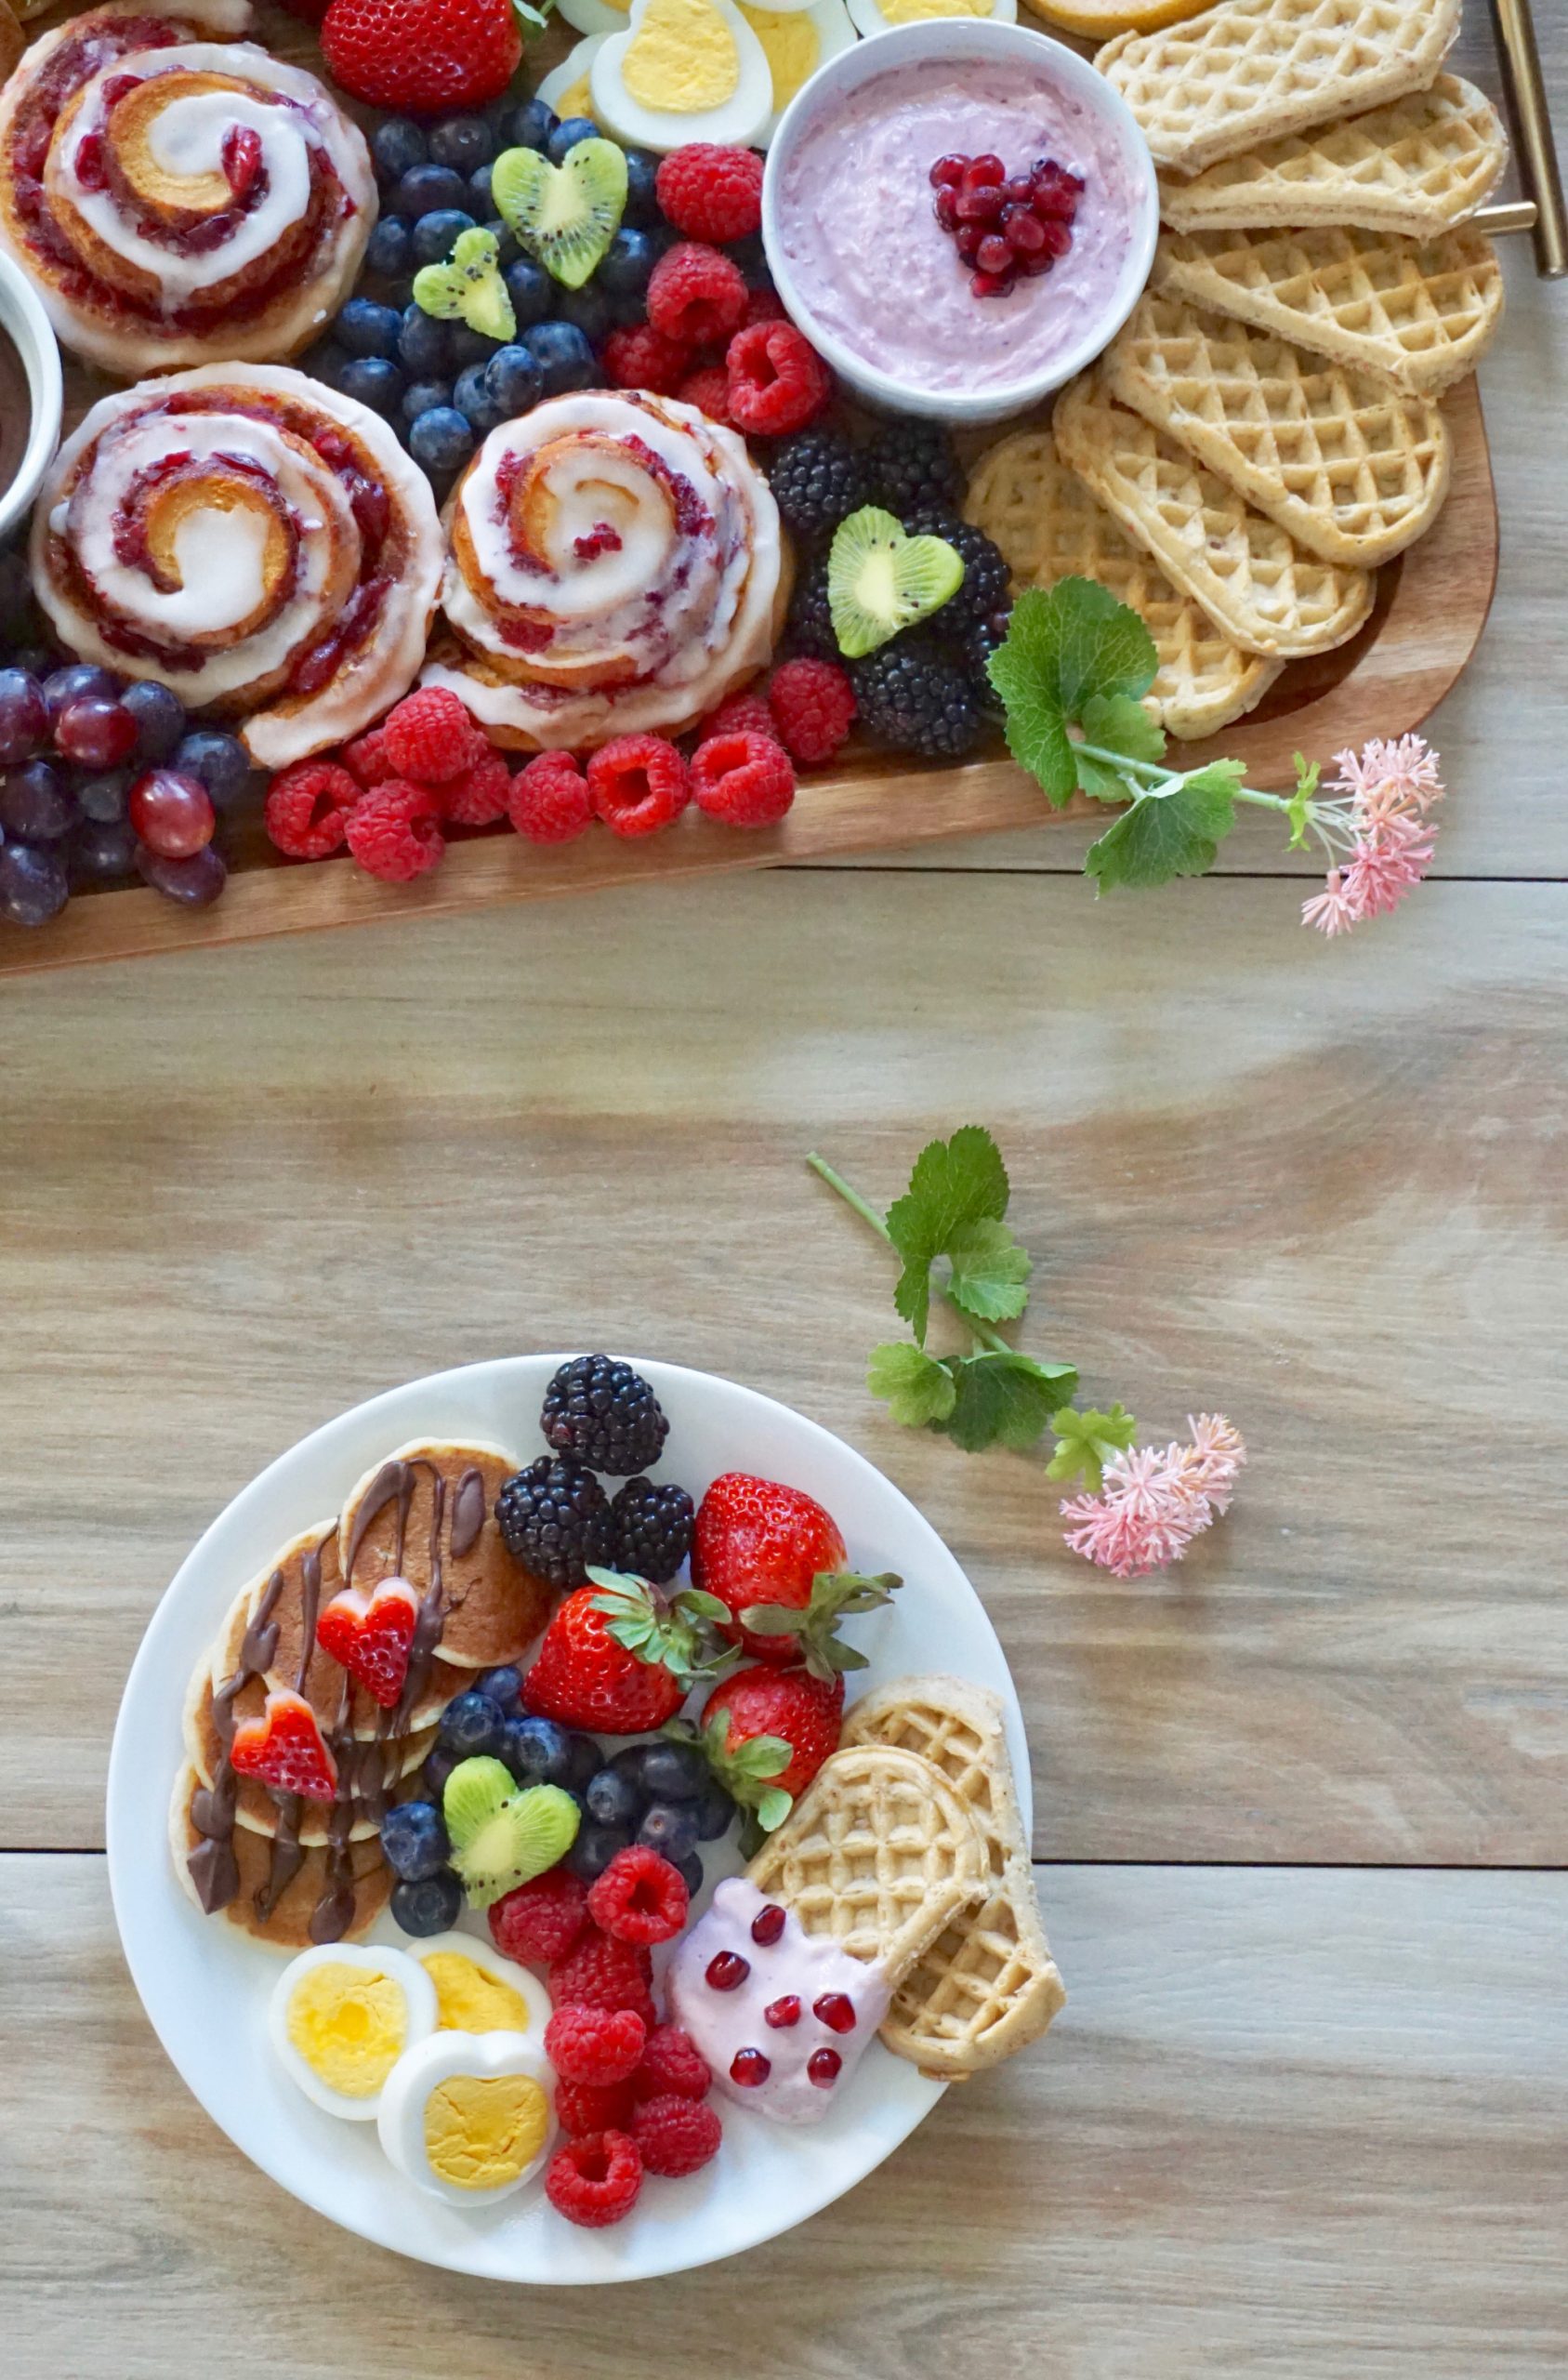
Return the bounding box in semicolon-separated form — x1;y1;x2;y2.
256;1517;467;1733
336;1441;553;1670
171;1765;392;1950
184;1671;436;1843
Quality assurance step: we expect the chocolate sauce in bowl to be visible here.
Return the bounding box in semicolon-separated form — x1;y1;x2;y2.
0;328;31;504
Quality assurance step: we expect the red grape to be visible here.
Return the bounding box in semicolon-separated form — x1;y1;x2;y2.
128;768;215;857
55;696;137;768
137;843;227;906
0;668;47;765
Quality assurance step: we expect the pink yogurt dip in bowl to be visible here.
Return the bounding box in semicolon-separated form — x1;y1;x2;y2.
763;20;1158;425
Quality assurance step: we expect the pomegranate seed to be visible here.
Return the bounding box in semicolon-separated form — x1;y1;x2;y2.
706;1950;749;1991
970;269;1013;298
764;1995;801;2029
1017;250;1057;279
1032;161;1083;217
223;125;262;200
1005;178;1035;206
1036;217;1074;258
955;182;1004;224
976;233;1012;275
933;186;958;231
929;152;968;188
808;2047;842;2087
964;153;1005;188
955;223;982;261
73;132;108;191
1003;206;1048;256
813;1993;857;2035
750;1903;786;1947
730;2047;771;2087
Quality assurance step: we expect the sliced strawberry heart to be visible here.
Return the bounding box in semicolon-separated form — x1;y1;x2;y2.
230;1688;337;1801
315;1577;419;1710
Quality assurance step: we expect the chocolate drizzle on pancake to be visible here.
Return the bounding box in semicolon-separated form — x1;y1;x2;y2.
450;1466;486;1560
186;1564;286;1915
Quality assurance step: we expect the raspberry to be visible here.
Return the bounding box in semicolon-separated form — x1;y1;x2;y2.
647;244;748;349
767;657;857;766
586;734;690;838
342;781;444;880
441;746;512;826
677;365;734;427
691;730;796;828
263;760;360;860
545;2003;647;2085
488;1867;588;1967
508;751;592;845
544;2131;643;2228
603;323;691;396
549;1924;657;2022
342;727;396;788
743;285;788;328
725;321;833;437
632;2024;711;2104
632;2093;722;2179
699;689;776;745
320;0;520;114
655;145;764;245
380;686;480;784
554;2076;636;2137
586;1846;689;1947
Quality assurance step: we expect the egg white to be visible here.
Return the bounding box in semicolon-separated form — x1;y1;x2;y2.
269;1941;439;2123
848;0;1015;36
411;1930;550;2050
741;0;857;145
377;2030;559;2207
592;0;773;154
554;0;635;37
536;35;611;126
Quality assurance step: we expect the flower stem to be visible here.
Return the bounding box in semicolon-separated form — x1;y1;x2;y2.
805;1153;1013;1355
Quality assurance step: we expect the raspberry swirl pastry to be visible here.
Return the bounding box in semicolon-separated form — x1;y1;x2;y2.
0;0;375;376
422;391;786;750
31;364;444;770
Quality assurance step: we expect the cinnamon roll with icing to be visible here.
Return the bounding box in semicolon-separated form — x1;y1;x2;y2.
31;365;444;771
422;391;787;750
0;0;375;376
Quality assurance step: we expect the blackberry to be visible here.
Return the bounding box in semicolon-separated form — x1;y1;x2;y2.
904;510;1011;626
947;610;1012;712
767;430;872;547
784;555;838;661
851;636;984;761
540;1353;669;1474
611;1477;695;1584
495;1455;614;1589
862;421;961;520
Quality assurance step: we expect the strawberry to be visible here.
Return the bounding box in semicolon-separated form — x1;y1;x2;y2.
230;1689;337;1802
700;1664;845;1806
521;1571;730;1737
690;1473;901;1672
315;1578;418;1710
321;0;520;114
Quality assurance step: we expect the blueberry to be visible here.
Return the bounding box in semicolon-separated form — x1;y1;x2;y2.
398;303;452;376
373;117;428;185
507;98;558;153
586;1766;642;1829
338;355;403;415
565;1821;631;1883
379;1798;451;1884
300;337;349;391
468;161;494;213
452;361;505;433
554;281;612;349
479;218;520;269
171;730;251;807
486;342;543;417
449;321;503;369
412;207;477;267
639;1739;708;1803
396;163;468;218
610;1741;656;1792
402;376;452;422
692;1776;736;1842
560;1731;603;1794
73;765;133;824
622;148;661;230
503;258;553;329
505;1712;581;1784
476;1663;524;1713
675;1849;704;1898
547;116;600;165
390;1870;464;1937
439;1687;507;1758
422;1742;463;1799
638;1801;699;1863
523;319;597;397
71;816;138;880
598;226;657;301
336;297;402;360
409;405;476;475
430;114;494;174
120;679;186;765
365;215;414;282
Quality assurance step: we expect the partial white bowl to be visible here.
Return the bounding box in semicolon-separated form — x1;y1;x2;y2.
0;249;62;549
107;1354;1030;2283
762;18;1158;426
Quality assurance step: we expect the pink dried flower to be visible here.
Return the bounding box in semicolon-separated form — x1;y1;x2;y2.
1301;869;1358;937
1332;734;1443;818
1340;816;1435;920
1183;1412;1246;1514
1061;1415;1246;1579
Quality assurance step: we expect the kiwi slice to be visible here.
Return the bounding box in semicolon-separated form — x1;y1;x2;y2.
411;226;517;343
442;1758;580;1911
827;507;966;660
492;139;628;291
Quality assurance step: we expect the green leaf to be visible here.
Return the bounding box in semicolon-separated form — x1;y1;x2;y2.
1085;760;1245;893
945;1217;1032;1323
939;1351;1079;1453
1285;750;1321;851
755;1787;794;1833
886;1125;1010;1342
867;1341;958;1428
1045;1403;1140;1491
989;581;1160;806
1081;692;1166;768
675;1589;730;1624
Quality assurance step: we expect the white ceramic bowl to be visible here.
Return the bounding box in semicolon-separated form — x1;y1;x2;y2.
762;18;1158;426
0;250;62;549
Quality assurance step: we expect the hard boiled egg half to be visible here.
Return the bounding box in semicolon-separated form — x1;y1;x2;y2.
410;1930;548;2047
848;0;1015;37
739;0;855;144
538;33;610;125
378;2030;558;2206
591;0;772;154
556;0;632;34
269;1941;439;2122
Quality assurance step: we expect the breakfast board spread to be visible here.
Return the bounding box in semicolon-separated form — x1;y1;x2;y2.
0;0;1521;972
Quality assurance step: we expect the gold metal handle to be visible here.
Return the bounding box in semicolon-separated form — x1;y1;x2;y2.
1489;0;1567;280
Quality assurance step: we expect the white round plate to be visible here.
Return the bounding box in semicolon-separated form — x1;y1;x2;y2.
108;1355;1029;2282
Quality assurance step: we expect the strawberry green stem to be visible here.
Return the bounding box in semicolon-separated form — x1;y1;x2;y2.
806;1153;1014;1356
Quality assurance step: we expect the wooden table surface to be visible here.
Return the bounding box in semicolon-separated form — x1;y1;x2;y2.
2;9;1565;2376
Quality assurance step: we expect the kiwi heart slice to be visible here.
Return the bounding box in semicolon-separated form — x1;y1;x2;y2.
492;139;628;291
442;1757;580;1910
827;508;966;659
411;225;516;343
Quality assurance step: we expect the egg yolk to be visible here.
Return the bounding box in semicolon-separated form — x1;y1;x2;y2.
624;0;739;114
286;1964;406;2098
739;6;818;107
421;1950;532;2035
423;2074;551;2190
880;0;994;18
555;75;598;121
